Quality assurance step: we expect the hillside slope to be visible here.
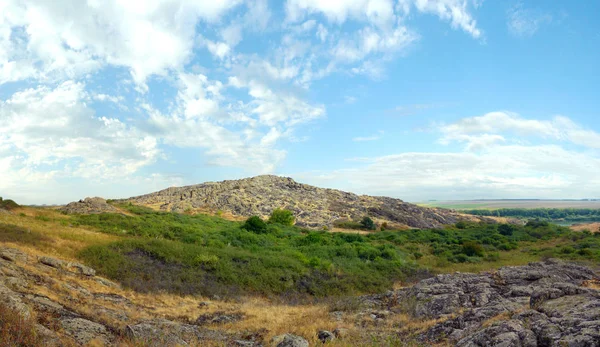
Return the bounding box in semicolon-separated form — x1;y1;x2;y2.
123;175;484;229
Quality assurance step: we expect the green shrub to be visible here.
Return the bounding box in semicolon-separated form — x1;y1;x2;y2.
0;197;20;211
455;221;468;229
242;216;268;233
498;224;515;236
461;241;484;257
360;217;376;230
269;209;295;226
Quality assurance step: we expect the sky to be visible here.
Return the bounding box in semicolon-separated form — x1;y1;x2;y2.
1;0;599;204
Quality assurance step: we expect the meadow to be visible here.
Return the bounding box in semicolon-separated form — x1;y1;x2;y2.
2;202;600;301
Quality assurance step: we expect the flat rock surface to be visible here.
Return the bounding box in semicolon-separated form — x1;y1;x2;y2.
368;259;600;346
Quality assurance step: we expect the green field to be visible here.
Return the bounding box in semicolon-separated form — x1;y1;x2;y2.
420;199;600;209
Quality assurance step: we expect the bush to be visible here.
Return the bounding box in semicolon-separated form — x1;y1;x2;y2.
360;217;376;231
498;224;515;236
269;209;295;226
242;216;268;234
461;241;484;257
456;221;468;229
381;222;388;231
0;197;20;211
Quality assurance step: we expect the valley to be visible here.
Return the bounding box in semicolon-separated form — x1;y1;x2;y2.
1;178;600;345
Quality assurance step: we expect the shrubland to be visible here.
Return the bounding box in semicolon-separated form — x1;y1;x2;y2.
2;202;600;300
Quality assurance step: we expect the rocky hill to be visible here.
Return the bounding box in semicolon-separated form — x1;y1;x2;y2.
59;197;120;214
123;175;486;229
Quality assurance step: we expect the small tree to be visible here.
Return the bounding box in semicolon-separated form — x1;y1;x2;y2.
462;241;484;257
269;209;295;226
498;224;515;236
360;217;376;230
242;216;267;233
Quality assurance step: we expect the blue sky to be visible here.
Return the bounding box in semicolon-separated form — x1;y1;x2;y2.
1;0;599;204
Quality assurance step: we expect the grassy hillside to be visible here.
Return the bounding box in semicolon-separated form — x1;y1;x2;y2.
2;203;600;301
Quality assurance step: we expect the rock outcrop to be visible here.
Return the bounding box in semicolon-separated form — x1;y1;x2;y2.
122;175;487;229
368;259;600;346
0;246;264;346
59;197;119;214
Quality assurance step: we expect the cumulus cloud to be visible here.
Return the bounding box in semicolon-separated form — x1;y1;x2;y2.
440;112;600;149
298;113;600;200
0;0;242;87
0;81;159;179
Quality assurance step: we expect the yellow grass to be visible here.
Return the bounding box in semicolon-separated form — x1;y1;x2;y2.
0;207;119;260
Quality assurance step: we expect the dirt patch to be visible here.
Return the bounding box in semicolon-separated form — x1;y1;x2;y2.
570;223;600;232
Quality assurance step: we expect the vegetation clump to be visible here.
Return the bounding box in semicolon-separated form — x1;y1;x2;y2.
268;209;295;226
0;197;20;211
0;303;42;346
360;217;376;230
242;216;268;233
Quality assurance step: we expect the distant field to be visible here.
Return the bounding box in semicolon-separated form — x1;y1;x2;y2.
419;200;600;210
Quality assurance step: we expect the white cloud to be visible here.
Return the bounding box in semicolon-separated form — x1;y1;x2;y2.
411;0;482;38
298;113;600;200
0;0;243;87
440;112;600;149
353;130;384;142
286;0;396;27
507;2;552;37
0;81;159;180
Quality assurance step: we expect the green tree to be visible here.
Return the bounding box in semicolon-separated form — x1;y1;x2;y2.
242;216;267;233
360;217;376;230
498;224;515;236
461;241;484;257
268;209;295;226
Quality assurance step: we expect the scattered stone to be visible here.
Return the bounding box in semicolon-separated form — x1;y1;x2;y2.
329;311;343;321
0;248;28;262
60;317;112;345
198;301;210;308
68;262;96;276
93;292;132;305
34;324;61;346
196;311;244;325
95;277;120;288
332;328;349;339
272;334;309;347
39;256;67;270
0;282;31;319
126;319;234;347
318;330;335;343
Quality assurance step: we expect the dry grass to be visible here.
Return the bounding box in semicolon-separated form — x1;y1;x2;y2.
0;302;43;346
571;222;600;233
0;206;119;260
583;279;600;290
